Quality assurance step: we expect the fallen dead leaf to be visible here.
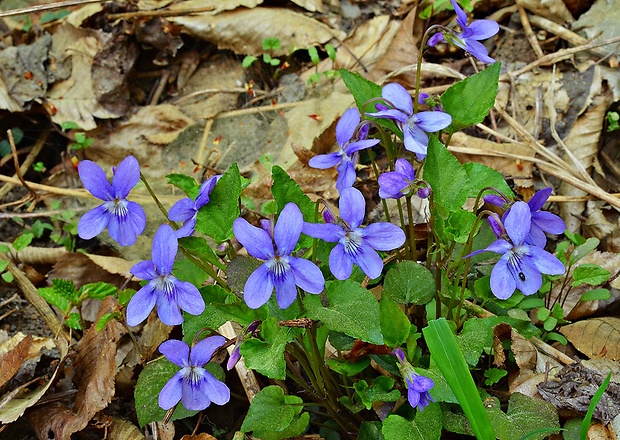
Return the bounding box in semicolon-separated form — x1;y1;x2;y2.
168;0;262;15
109;418;146;440
560;317;620;360
290;0;323;13
0;335;32;388
515;0;574;24
170;7;345;58
180;433;217;440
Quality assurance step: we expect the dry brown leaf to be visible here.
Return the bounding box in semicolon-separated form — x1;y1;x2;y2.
170;7;345;57
168;0;262;15
515;0;574;24
46;23;121;130
29;298;125;439
560;317;620;360
0;335;31;388
109;418;146;440
180;433;217;440
290;0;323;13
50;252;135;289
153;421;175;440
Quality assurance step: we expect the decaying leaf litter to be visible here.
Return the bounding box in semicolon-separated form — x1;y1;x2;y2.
0;0;619;438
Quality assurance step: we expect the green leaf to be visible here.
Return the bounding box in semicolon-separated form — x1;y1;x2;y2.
570;238;599;264
271;165;316;248
359;422;385;440
572;264;610;286
326;357;370;376
12;232;34;252
0;260;8;272
423;137;470;212
262;37;281;51
383;260;435;305
78;282;117;300
457;317;492;367
242;55;258;68
325;43;336;61
441;62;501;133
380;295;410;347
135;357;198;427
423;318;494;440
579;288;610;302
463;162;514;200
543;316;557;332
240;385;309;440
166;173;197;197
484;368;507;386
353;376;400;410
240;318;294;380
580;371;612;440
173;258;207;287
195;163;241;242
65;312;82;330
486;393;559;440
96;312;121;331
179;236;224;270
0;244;10;253
1;271;14;282
308;46;320;64
536;307;551;321
382;402;443;440
61;121;82;131
443;209;478;244
304;280;383;344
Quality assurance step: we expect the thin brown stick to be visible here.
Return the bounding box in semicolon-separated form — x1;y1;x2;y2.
8;130;36;198
517;5;544;59
107;5;216;21
0;0;107;17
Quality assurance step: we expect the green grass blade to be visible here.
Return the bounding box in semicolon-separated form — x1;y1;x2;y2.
580;370;612;440
423;318;495;440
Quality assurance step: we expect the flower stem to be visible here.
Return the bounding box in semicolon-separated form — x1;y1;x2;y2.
405;195;417;261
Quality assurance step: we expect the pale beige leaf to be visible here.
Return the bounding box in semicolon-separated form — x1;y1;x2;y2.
560;317;620;360
572;0;620;57
180;434;217;440
109;418;146;440
167;0;262;15
290;0;322;12
515;0;574;24
170;7;345;57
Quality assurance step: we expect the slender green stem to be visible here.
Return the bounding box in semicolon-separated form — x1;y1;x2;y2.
140;172;170;222
396;198;411;259
414;24;445;114
368;152;392;224
405;196;417;261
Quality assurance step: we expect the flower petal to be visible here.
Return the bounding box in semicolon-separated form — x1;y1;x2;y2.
125;201;147;236
464;39;495;64
526;226;547;248
233;218;275;260
407;387;421;409
414;111;452;133
329;244;354;280
366;108;409;124
309;152;343;169
195;175;220;208
152;224;178;275
527;246;565;276
78;206;110;240
490;255;517;299
78;160;114;201
126;284;157;326
243;263;274;309
302;222;344;242
191;335;226;366
176;280;205;316
360;223;406;251
467;20;500;41
131;260;157;280
182;375;211;411
485;239;513;255
156;294;184;326
112;156;140;199
378;172;408;198
159;339;190;367
158;371;183;410
289;257;324;294
274;203;302;256
339;187;366;229
168;198;196;222
527;188;552;211
403;126;429;158
274;267;297;309
382;83;413;115
411;375;434;392
107;212;137;247
336;108;360;147
451;0;468;30
513;257;543;296
343;139;380;156
427;32;446;47
395;158;415;180
336;159;357;192
350;243;384;279
504;201;531;246
532;211;565;234
175;217;197;238
202;372;230;405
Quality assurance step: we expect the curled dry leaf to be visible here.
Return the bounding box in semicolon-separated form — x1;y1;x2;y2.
28;297;126;439
109;418;146;440
169;7;345;57
0;335;32;389
560;317;620;361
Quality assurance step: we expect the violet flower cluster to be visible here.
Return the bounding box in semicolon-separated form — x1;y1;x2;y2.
393;348;434;411
473;198;565;299
427;0;500;64
367;83;452;160
159;337;230;411
309;108;380;192
77;155;146;247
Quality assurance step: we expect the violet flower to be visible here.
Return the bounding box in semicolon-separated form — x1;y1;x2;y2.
473;202;565;299
366;83;452;160
158;337;230;411
226;320;261;370
77;156;146;247
378;158;416;199
393;348;434;411
168;175;221;238
232;203;325;309
427;0;499;64
308;108;379;192
126;224;205;326
521;188;565;247
302;187;406;280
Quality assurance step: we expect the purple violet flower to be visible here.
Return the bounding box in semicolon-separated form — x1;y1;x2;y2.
302;187;406;280
126;224;205;326
473;201;565;299
308;108;379;192
393;348;434;411
378;158;416;199
227;320;261;370
232;203;325;309
427;0;500;64
168;175;221;238
366;83;452;160
521;188;566;247
77;156;146;247
158;337;230;411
